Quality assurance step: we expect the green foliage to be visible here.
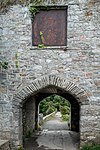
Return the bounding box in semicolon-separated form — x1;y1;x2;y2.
29;5;48;20
15;51;18;60
38;31;45;48
17;145;24;150
29;6;40;18
46;105;56;115
60;106;70;115
15;60;19;68
81;144;100;150
60;106;70;122
38;44;45;48
39;94;70;116
40;31;45;44
62;114;69;121
31;0;42;5
40;100;56;116
0;61;8;69
15;51;19;68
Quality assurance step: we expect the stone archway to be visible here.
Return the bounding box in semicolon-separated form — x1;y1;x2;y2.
33;87;80;132
12;75;89;148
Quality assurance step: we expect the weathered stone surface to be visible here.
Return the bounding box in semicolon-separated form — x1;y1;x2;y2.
0;140;10;150
0;0;100;149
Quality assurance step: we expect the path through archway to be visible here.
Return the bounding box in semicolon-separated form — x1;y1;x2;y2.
23;89;80;150
12;75;88;149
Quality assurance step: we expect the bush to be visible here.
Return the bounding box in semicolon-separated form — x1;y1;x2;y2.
46;106;56;115
81;144;100;150
39;95;70;116
61;114;70;121
60;106;70;115
17;145;24;150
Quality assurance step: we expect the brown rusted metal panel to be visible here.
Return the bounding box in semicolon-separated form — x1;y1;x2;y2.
32;7;67;46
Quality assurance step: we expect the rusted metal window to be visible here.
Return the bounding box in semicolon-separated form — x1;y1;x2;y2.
32;6;67;46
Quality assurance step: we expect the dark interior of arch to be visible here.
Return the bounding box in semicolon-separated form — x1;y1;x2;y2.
22;85;80;139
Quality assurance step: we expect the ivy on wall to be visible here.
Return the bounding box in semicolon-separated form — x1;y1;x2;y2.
29;5;48;20
0;52;19;70
0;61;8;70
15;51;19;68
0;0;68;71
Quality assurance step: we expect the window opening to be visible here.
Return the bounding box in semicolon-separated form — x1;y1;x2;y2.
32;6;67;46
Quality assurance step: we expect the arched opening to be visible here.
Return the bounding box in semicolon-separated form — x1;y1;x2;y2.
22;85;80;149
38;94;71;132
33;86;80;132
12;75;88;149
39;94;71;123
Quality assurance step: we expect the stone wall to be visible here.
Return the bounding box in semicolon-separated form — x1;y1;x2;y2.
0;0;100;148
23;96;35;138
0;140;10;150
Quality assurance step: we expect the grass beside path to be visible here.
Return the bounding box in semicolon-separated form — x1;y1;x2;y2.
81;144;100;150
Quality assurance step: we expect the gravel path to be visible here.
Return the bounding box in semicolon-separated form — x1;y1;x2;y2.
42;112;69;131
24;112;80;150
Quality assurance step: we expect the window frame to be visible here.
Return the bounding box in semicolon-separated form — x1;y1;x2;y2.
32;6;68;47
